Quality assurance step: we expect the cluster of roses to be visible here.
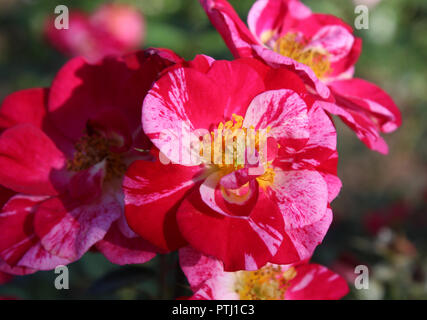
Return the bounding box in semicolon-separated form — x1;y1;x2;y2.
0;0;400;300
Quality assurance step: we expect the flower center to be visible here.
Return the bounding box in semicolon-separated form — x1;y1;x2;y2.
67;132;127;181
199;114;276;187
256;167;275;190
220;182;252;204
205;114;246;170
234;265;297;300
274;33;331;79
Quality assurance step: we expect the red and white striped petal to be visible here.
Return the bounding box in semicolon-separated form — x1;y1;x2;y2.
33;192;121;261
329;78;402;134
0;258;35;277
319;101;390;154
0;195;72;270
272;207;332;263
243;89;309;149
248;0;311;41
179;246;225;292
177;188;284;271
95;220;158;265
308;25;355;63
252;45;331;99
286;263;349;300
270;169;328;230
199;0;260;58
123;160;201;251
180;247;349;300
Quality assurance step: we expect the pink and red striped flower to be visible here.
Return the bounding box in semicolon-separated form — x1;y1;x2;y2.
0;49;181;272
180;246;349;300
45;4;145;63
123;57;340;271
199;0;401;153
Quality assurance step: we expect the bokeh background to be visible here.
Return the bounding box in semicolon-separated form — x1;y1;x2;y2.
0;0;426;299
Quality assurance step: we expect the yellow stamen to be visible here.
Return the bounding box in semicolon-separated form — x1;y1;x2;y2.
201;114;246;169
67;132;127;181
275;33;331;79
235;265;297;300
260;30;276;45
256;167;276;190
199;115;277;188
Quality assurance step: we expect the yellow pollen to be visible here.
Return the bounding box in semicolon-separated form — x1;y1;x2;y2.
200;114;247;170
224;113;244;131
235;265;297;300
199;114;278;188
256;167;276;189
67;132;127;181
275;33;331;79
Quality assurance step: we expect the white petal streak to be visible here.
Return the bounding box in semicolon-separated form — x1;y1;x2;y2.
248;219;282;256
125;176;195;207
291;270;315;292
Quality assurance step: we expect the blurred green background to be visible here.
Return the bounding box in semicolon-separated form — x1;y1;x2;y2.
0;0;426;300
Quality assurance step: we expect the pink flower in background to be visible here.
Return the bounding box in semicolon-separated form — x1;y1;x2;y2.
0;49;182;272
45;4;145;63
123;57;340;271
180;246;349;300
199;0;401;153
